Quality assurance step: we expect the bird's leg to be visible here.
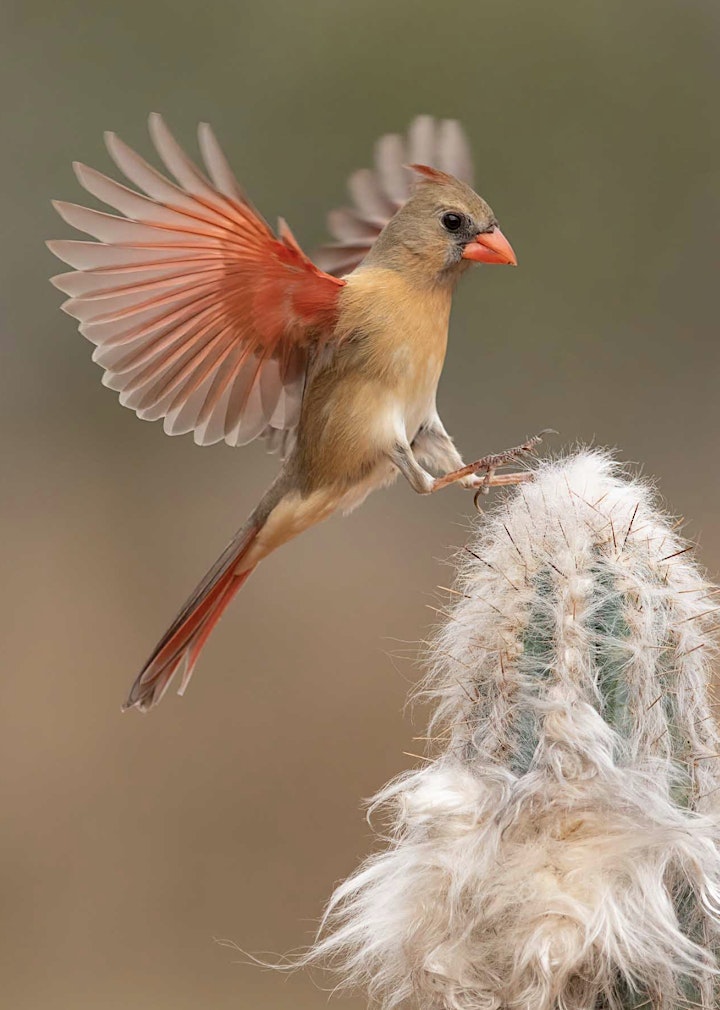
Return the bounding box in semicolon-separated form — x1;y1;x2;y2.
411;416;466;477
390;441;436;494
411;414;507;490
393;431;550;496
431;432;547;494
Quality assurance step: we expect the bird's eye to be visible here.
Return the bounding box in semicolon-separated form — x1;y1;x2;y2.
441;212;464;233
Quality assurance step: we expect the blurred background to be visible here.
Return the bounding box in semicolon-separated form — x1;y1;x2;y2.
1;0;719;1006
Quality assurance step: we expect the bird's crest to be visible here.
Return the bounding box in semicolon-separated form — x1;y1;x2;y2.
407;163;456;186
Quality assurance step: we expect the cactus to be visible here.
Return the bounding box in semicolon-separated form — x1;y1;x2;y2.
310;451;720;1010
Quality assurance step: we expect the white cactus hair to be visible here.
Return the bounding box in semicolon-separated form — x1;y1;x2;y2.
310;450;720;1010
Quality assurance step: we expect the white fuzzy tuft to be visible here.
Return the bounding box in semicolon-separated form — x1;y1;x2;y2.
309;450;720;1010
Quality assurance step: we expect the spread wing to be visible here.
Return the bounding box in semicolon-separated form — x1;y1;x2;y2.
314;115;474;277
48;114;345;448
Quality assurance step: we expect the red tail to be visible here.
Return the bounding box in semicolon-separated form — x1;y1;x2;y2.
124;522;260;711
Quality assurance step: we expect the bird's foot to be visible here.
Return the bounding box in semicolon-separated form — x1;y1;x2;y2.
431;430;554;494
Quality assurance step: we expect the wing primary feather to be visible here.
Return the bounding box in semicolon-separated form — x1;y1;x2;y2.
63;274;223;326
407;115;437;169
197;122;247;202
73;163;203;230
438;119;474;186
50;261;226;297
47;239;209;271
348;168;396;223
374;132;410;204
52;200;221;246
105;131;236;228
326;208;379;242
148;113;218;199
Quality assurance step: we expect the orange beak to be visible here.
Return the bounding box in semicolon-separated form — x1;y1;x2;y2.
461;226;517;266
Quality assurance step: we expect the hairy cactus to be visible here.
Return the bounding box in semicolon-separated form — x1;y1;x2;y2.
310;451;720;1010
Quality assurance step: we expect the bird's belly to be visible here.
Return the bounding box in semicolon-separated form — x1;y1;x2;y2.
355;374;437;454
396;362;442;443
295;348;442;496
336;458;399;515
402;390;435;444
334;376;438;514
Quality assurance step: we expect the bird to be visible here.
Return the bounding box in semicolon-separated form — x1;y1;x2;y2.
48;113;527;712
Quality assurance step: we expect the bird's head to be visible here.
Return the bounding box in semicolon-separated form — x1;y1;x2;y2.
363;165;516;285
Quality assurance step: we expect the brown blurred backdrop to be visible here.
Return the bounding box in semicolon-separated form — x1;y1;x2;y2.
1;1;719;1007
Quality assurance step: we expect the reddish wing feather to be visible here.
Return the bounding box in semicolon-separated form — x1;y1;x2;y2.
48;114;345;448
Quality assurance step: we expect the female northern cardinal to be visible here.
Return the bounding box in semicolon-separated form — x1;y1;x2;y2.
49;114;525;711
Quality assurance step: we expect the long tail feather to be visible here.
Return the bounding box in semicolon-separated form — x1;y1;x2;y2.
124;520;260;712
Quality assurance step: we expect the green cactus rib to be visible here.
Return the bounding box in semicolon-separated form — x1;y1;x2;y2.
509;566;555;775
514;554;694;794
510;561;636;775
586;561;633;739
